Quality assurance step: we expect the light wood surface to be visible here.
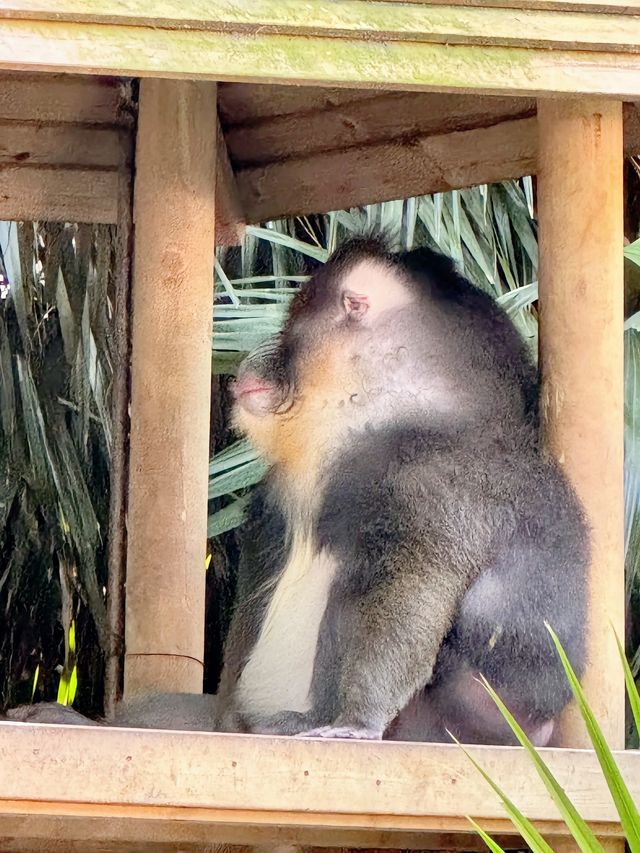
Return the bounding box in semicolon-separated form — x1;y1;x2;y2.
123;79;217;697
538;98;625;749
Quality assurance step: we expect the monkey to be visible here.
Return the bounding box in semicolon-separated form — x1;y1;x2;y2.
214;236;589;746
2;237;589;748
2;692;219;730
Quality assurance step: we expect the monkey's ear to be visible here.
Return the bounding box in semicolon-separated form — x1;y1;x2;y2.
343;290;369;320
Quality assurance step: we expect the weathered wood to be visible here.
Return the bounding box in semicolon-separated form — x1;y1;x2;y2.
238;116;537;221
0;71;127;124
2;102;640;228
537;98;625;749
224;92;536;168
216;118;245;245
217;83;382;126
2;1;640;54
0;722;635;849
3;20;640;99
0;123;122;167
379;0;639;11
0;166;119;223
124;79;217;697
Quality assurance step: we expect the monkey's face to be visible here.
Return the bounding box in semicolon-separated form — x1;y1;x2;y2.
231;242;418;472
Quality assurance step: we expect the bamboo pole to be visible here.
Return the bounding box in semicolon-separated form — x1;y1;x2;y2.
124;79;217;697
537;98;625;749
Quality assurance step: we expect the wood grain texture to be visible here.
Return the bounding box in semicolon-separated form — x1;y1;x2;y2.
0;71;128;124
1;0;640;53
0;722;634;847
223;92;536;168
236;106;640;221
0;166;119;223
3;19;640;98
537;98;625;749
124;79;217;697
379;0;640;11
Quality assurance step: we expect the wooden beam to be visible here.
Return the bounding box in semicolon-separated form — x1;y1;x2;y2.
215;118;245;245
224;92;536;168
0;71;128;125
3;1;640;54
124;79;217;697
0;166;119;223
0;723;636;850
537;99;625;749
2;102;639;228
236;105;640;222
378;0;640;12
0;123;123;168
3;19;640;99
217;83;383;127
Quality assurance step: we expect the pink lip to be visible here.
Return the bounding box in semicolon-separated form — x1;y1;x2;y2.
232;375;272;400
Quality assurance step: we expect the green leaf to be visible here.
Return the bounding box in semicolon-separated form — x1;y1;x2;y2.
625;239;640;269
613;625;640;738
466;819;508;853
477;674;604;853
452;734;556;853
546;623;640;853
207;494;251;537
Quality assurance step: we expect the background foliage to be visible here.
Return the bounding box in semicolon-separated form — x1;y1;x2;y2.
2;178;640;728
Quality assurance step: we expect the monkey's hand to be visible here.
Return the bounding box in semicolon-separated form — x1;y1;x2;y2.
296;725;382;740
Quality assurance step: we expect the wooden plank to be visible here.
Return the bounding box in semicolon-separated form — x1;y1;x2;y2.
0;166;118;223
238;117;538;221
2;1;640;54
224;92;535;168
124;79;217;697
217;83;382;126
3;20;640;99
237;103;640;220
0;123;123;167
0;723;633;847
215;118;245;245
0;72;128;125
537;98;625;750
379;0;640;12
2;104;637;228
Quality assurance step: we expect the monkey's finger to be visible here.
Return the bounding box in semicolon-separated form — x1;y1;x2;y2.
296;725;382;740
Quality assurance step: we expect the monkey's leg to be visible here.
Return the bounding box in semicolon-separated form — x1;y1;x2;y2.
300;553;475;740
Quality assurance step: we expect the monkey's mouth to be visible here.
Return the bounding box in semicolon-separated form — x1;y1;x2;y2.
232;374;273;401
232;372;283;417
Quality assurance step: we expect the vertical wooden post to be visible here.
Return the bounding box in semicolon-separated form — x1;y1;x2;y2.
537;99;625;749
124;79;217;697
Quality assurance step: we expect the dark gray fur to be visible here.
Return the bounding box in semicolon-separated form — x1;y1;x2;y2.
218;239;589;744
3;239;589;745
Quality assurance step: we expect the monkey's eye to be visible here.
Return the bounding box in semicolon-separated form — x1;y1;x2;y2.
343;290;369;320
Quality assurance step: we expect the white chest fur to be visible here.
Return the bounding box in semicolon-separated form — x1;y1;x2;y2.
236;532;337;717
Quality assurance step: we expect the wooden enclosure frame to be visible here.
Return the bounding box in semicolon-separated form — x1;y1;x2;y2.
0;2;635;851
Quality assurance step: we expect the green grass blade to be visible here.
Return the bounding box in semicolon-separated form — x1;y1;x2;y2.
466;818;508;853
478;675;604;853
612;624;640;736
546;623;640;853
452;735;555;853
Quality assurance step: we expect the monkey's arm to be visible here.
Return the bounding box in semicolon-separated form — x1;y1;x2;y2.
303;459;490;741
305;547;474;740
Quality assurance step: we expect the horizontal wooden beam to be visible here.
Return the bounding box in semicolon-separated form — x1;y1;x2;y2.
238;104;640;222
0;166;120;223
2;1;640;54
378;0;640;12
224;93;536;168
0;722;633;851
2;102;639;227
2;17;640;98
0;71;129;125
